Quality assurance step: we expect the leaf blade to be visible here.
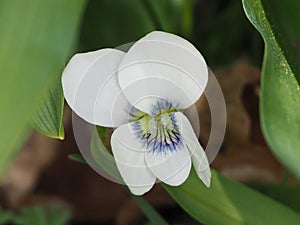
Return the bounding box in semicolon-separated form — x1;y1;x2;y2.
164;170;300;225
0;0;86;179
243;0;300;179
32;78;65;139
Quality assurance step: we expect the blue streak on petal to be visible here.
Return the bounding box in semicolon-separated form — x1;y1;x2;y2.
131;109;182;154
151;99;177;115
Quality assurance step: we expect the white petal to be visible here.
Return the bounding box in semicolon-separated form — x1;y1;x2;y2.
143;31;205;60
118;31;208;114
145;146;191;186
174;112;211;187
62;48;131;127
111;122;156;195
183;105;201;138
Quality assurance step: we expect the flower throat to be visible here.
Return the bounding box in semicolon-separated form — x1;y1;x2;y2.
130;100;182;153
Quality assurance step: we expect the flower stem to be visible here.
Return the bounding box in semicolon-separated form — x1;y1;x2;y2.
181;0;194;38
130;194;170;225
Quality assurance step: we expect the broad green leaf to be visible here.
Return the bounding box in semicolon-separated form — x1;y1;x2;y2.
164;170;300;225
32;78;64;139
243;0;300;179
250;183;300;213
0;0;86;179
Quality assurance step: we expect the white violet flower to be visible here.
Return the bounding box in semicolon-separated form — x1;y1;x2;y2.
62;31;211;195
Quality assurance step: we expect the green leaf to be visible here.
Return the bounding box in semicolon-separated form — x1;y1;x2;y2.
90;130;123;182
164;170;300;225
181;0;195;38
142;0;183;33
68;154;87;164
79;0;155;51
0;0;86;180
0;209;14;225
243;0;300;179
250;183;300;213
96;126;108;148
13;206;47;225
10;205;70;225
32;78;65;139
47;204;71;225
